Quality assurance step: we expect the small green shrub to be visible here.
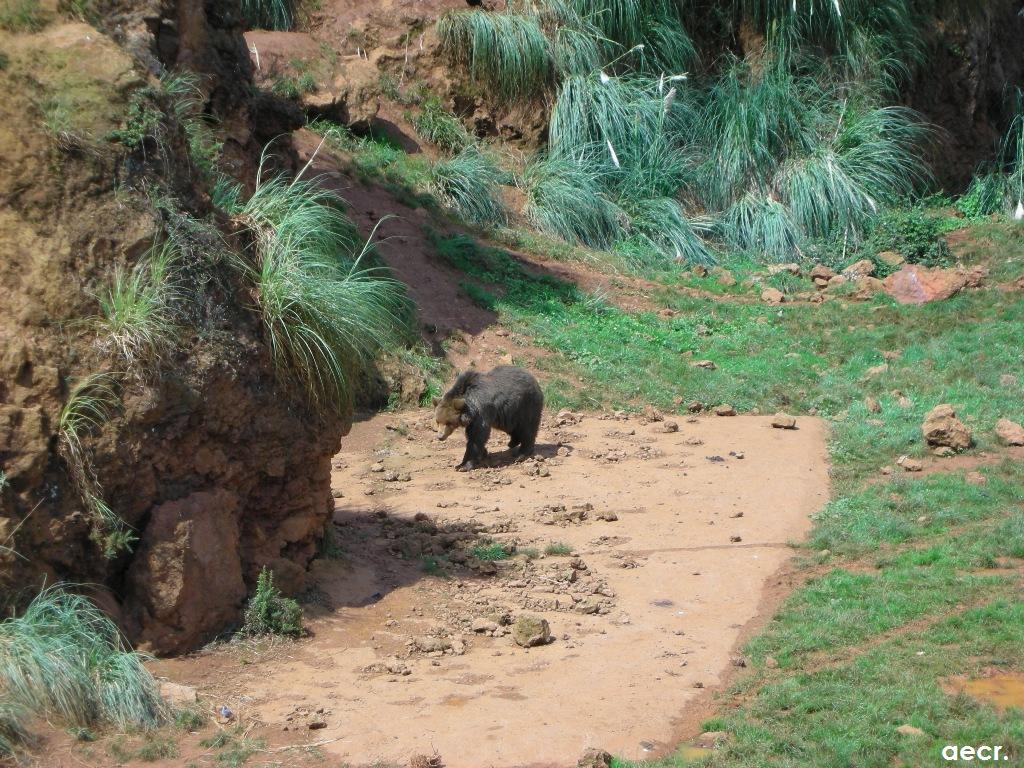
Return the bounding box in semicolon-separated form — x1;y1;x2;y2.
173;706;206;733
107;89;164;150
241;567;304;637
863;207;955;268
137;737;179;761
957;173;1006;218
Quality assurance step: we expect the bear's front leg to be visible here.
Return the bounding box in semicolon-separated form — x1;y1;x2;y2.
457;418;491;471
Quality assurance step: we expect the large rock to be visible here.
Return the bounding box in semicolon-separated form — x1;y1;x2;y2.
512;615;552;647
126;491;247;653
884;265;967;304
921;404;972;451
842;259;876;279
995;418;1024;446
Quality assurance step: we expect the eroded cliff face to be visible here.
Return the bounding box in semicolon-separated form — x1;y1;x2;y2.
0;2;340;654
908;0;1024;188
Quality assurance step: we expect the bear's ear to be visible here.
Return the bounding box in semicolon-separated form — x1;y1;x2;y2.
451;397;467;411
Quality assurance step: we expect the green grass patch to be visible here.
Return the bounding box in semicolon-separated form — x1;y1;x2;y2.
544;541;573;556
469;540;512;561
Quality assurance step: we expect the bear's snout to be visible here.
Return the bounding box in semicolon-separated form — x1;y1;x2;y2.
437;423;456;440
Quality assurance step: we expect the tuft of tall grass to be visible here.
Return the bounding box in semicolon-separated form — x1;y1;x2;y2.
1005;87;1024;213
57;374;137;558
621;196;713;265
232;165;408;413
721;191;802;261
549;73;675;159
0;700;28;757
437;9;554;102
410;98;471;154
94;241;180;367
0;586;166;756
520;153;624;248
239;0;293;30
429;145;508;227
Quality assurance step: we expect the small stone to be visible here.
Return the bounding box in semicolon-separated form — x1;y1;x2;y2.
370;462;385;473
687;400;704;413
714;404;737;417
965;471;987;486
896;724;925;737
690;360;717;370
712;267;736;287
842;258;876;279
865;397;881;413
576;748;614;768
729;535;742;543
383;470;400;482
662;421;679;433
642;405;664;422
512;615;552;648
761;288;785;305
696;731;728;748
995;418;1024;446
308;720;327;730
684;436;704;446
596;511;619;522
896;455;923;472
932;446;955;458
472;618;499;633
921;404;972;451
1000;374;1018;388
880;466;893;476
764;656;779;669
809;264;836;281
771;413;797;430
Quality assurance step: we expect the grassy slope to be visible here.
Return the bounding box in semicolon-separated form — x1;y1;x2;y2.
426;222;1024;767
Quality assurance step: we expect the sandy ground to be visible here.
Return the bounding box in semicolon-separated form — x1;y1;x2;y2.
154;408;829;768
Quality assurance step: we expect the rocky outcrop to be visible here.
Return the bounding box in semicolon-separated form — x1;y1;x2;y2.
0;4;343;653
921;405;973;452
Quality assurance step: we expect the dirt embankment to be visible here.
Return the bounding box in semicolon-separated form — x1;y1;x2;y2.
0;3;341;654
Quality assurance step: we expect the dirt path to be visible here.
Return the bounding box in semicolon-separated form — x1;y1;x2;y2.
155;409;829;767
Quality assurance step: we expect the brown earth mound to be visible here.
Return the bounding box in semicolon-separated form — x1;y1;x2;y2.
0;7;339;654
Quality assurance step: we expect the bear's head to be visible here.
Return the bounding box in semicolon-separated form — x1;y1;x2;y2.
433;396;471;440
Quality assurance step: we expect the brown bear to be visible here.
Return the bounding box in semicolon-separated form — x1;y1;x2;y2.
434;366;544;471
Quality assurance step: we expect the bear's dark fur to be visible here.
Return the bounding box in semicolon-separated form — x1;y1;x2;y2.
433;366;544;471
